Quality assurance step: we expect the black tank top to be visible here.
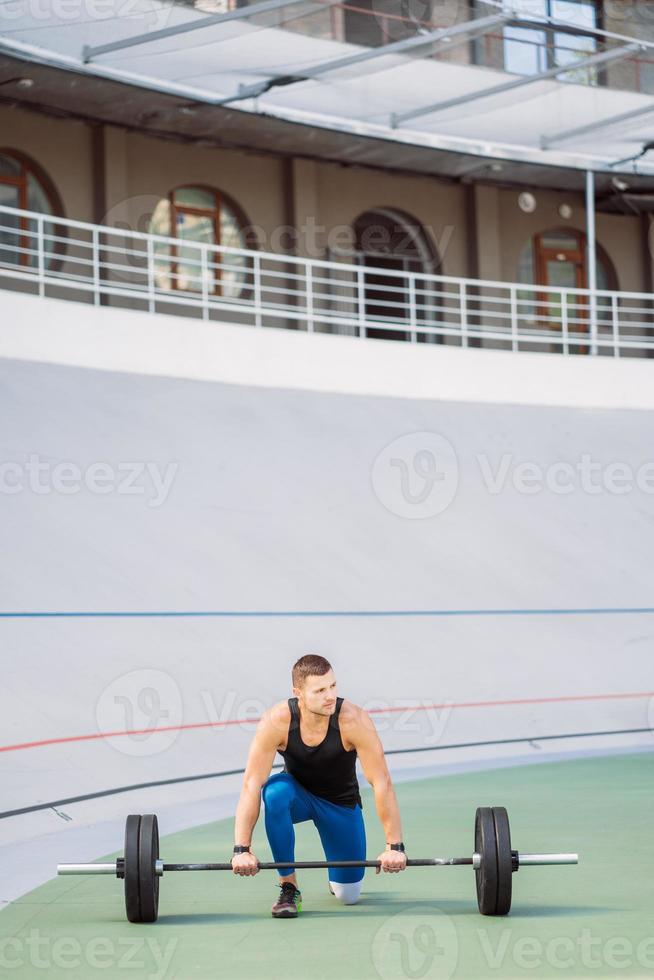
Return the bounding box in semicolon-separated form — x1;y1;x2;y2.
278;697;362;809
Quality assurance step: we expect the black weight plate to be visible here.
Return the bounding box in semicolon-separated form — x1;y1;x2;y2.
124;814;142;923
138;814;160;923
491;806;513;916
475;806;498;915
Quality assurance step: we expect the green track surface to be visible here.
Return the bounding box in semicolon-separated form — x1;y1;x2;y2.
2;752;653;979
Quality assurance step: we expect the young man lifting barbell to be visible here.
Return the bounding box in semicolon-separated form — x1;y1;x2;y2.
231;654;407;917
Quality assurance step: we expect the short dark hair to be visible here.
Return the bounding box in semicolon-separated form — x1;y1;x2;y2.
292;654;332;688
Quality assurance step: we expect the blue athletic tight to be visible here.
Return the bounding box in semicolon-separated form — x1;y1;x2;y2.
262;771;366;883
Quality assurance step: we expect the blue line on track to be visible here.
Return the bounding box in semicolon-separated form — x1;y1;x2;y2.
0;608;653;619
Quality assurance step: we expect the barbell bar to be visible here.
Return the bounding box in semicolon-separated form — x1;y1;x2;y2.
57;806;578;921
57;854;578;873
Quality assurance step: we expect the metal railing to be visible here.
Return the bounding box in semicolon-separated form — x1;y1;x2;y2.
1;204;653;358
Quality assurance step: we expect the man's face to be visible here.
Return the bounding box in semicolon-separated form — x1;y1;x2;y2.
295;670;337;717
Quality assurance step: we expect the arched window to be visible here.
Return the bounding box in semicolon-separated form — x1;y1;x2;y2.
351;208;440;342
517;228;617;292
517;228;617;354
148;186;255;299
0;150;62;269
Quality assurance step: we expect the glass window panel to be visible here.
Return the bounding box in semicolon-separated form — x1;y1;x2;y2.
505;0;547;22
0;153;21;178
27;173;53;215
1;158;58;268
550;0;597;30
150;198;171;238
176;246;204;291
503;0;598;78
343;0;385;47
150;199;174;289
0;187;21;267
546;258;578;288
173;187;215;210
27;217;61;270
175;210;214;245
504;26;548;74
175;212;213;291
516;239;537;322
149;192;249;297
540;231;580;249
25;174;55;269
23;219;40;268
219;203;248;299
0;183;19;208
554;31;597;83
517;238;534;282
518;231;613;291
636;57;654;95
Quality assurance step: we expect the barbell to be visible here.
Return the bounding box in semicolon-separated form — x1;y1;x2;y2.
57;807;578;922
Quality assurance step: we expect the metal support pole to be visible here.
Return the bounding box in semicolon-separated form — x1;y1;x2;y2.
357;266;366;339
37;214;45;298
147;237;155;314
460;281;468;348
201;246;209;321
92;227;100;307
586;169;598;355
510;285;518;352
408;272;417;343
306;260;314;333
561;290;569;355
253;254;262;328
611;292;619;357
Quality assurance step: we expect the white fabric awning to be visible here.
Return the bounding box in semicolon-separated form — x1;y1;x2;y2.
2;0;654;175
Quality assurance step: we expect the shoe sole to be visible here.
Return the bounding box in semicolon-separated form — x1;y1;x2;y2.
272;900;302;918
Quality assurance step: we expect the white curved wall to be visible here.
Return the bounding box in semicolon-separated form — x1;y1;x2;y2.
0;292;653;903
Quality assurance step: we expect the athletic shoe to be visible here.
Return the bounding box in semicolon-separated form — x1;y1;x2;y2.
271;882;302;918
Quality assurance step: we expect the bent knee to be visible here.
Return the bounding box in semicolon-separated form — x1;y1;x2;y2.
329;880;363;905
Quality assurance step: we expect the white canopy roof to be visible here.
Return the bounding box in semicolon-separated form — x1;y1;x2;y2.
2;0;654;175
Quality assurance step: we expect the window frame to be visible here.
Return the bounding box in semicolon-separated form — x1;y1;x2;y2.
0;148;65;270
169;185;221;296
156;183;255;299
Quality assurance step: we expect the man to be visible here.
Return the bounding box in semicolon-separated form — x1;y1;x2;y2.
231;653;407;917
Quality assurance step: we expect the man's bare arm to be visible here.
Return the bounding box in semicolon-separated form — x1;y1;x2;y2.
231;707;285;876
349;708;407;873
